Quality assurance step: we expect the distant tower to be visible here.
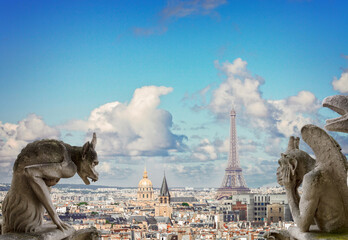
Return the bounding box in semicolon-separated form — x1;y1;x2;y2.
137;167;154;201
216;109;250;200
155;173;172;217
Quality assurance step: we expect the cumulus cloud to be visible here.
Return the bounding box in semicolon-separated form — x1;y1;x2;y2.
332;70;348;93
166;163;219;185
191;138;218;161
0;114;60;164
210;58;269;120
269;91;320;137
62;86;187;157
209;58;321;138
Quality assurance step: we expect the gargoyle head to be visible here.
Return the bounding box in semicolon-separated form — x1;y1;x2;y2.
277;136;315;188
77;133;99;185
323;95;348;133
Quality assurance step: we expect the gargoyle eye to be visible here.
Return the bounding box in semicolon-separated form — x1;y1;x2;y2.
93;160;99;166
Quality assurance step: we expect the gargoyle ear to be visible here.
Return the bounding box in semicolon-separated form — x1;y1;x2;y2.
289;158;298;176
91;133;97;149
281;153;287;158
82;142;90;156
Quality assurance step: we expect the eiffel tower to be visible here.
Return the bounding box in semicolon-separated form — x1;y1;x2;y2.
216;109;250;200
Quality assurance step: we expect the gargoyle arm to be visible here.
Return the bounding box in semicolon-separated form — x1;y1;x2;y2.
286;172;319;232
24;162;75;230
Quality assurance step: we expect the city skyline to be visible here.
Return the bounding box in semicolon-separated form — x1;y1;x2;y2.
0;0;347;188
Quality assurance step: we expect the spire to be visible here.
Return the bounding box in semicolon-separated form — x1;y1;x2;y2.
143;167;148;179
160;174;170;197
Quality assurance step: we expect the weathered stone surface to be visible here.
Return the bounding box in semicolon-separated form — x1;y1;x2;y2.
323;95;348;133
288;225;348;240
281;125;348;233
69;228;100;240
263;229;291;240
1;133;99;239
0;227;99;240
274;94;348;239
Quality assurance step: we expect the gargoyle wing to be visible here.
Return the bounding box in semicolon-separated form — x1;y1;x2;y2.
301;124;348;220
301;124;346;174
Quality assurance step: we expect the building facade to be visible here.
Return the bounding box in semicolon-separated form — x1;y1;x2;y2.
221;193;292;223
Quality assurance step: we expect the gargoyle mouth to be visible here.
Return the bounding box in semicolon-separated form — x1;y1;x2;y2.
322;95;348;133
82;176;98;185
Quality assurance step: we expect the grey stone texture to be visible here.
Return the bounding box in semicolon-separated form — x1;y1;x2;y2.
0;227;100;240
272;94;348;239
1;133;100;239
323;95;348;133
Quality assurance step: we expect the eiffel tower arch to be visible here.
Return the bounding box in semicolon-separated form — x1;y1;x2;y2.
216;109;250;200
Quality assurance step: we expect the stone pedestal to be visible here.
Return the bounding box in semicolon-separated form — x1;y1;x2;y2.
288;226;348;240
264;226;348;240
0;227;100;240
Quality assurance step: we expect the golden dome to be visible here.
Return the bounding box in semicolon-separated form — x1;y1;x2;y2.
138;168;153;188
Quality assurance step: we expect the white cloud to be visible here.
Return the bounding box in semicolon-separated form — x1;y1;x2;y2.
165;163;219;186
332;71;348;93
210;58;269;121
208;58;320;138
0;114;60;164
191;138;218;161
269;91;320;137
62;86;187;157
97;162;112;174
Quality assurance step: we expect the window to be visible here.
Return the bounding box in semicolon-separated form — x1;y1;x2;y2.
270;217;273;222
147;194;148;198
279;217;282;221
279;208;281;213
270;208;273;213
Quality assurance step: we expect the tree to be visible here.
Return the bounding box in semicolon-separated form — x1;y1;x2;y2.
77;202;88;206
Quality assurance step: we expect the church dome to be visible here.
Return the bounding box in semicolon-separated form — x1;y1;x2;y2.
137;168;154;201
138;169;153;188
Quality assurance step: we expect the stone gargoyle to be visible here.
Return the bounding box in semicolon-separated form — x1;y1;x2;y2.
285;124;348;233
1;133;99;237
266;95;348;240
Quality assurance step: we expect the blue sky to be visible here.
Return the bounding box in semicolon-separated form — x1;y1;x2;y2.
0;0;347;188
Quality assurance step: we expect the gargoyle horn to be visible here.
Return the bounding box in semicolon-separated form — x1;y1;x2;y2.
91;133;97;149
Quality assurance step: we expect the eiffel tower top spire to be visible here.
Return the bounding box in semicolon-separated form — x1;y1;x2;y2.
228;108;240;169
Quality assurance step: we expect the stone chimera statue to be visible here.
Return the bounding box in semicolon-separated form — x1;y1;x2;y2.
2;133;99;236
266;95;348;240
